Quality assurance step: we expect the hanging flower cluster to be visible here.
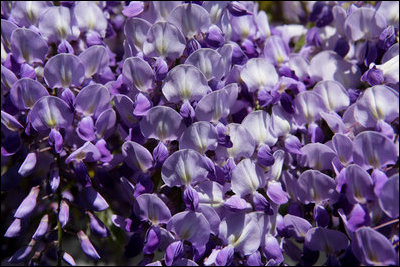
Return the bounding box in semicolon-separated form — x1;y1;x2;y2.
1;1;399;266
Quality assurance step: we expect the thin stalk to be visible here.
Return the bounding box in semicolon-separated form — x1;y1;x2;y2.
373;218;399;230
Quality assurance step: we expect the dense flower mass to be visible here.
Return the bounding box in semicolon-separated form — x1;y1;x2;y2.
1;1;399;266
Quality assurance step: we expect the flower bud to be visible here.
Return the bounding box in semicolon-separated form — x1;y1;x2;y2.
14;186;40;219
361;65;384;86
314;204;330;228
122;1;144;17
205;25;224;48
4;218;23;238
252;192;273;214
77;230;101;260
88;211;110;238
63;251;76;266
49;166;60;193
257;144;274;167
183;186;199;211
57;40;74;54
8;245;33;263
18;152;37;177
32;214;49;240
49;128;63;154
153;57;168;81
20;63;36;79
224;195;248;212
59;199;69;228
227;1;252;16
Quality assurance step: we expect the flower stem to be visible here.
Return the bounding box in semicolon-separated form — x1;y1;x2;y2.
373;218;399;230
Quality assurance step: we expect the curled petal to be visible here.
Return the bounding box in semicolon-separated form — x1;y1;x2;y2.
8;245;33;263
1;65;18;93
263;35;289;66
218;212;261;255
38;6;74;42
10;78;48;110
353;131;398;169
296;170;336;204
161;149;209;187
113;94;136;127
179;121;218;154
378;174;399;218
198;204;221;235
74;2;107;37
309;51;361;89
266;150;285;181
240;58;278;92
75;84;111;117
134;193;171;225
300;143;336;171
185;48;225;81
340;164;375;204
65;141;101;164
313;80;349;112
11;28;48;64
77;116;96;141
294;91;326;125
267;181;288;205
95;108;116;139
30;96;73;131
44;53;85;88
123;57;155;92
134;93;153;117
143;22;186;59
231;158;265;197
345;7;387;41
167;211;210;246
354;85;399;128
241;110;277;147
352;227;396;266
195;181;225;208
83;186;109;212
1;111;24;131
195;83;238;123
165;240;184;266
122;141;153;172
124;18;151;52
283;214;312;241
225;123;255;160
79;45;109;78
332;133;353;164
167;3;211;38
140;106;186;142
162;64;210;103
305;227;349;254
144;226;161;255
